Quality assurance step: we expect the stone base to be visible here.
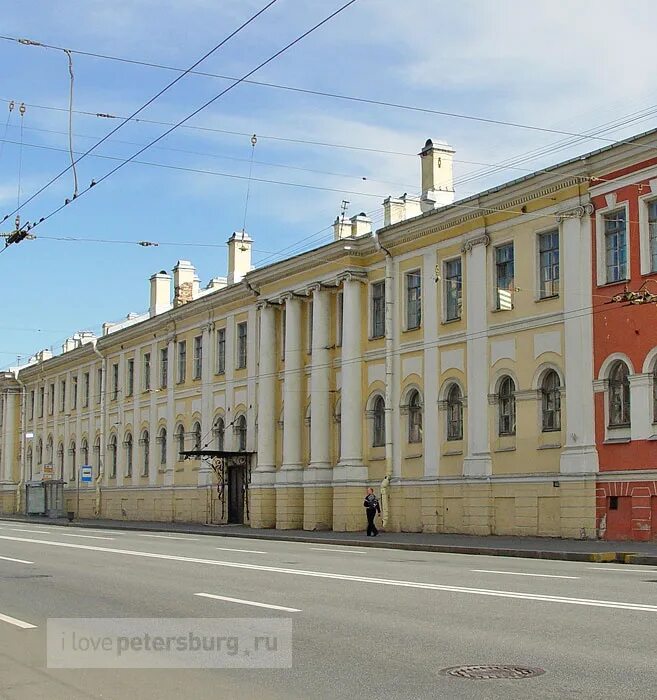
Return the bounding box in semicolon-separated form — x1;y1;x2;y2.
332;485;368;532
303;486;333;530
275;487;304;529
249;487;276;529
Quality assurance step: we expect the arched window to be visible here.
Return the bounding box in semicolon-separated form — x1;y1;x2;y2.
408;390;423;444
27;447;33;480
124;432;133;477
46;436;53;464
57;443;64;479
69;441;76;481
541;370;561;432
372;396;385;447
446;384;463;441
192;421;202;451
36;438;42;466
176;425;185;460
93;436;101;469
158;427;167;466
141;430;150;476
108;434;117;478
213;418;224;451
81;438;89;467
609;361;630;427
236;415;247;452
498;376;516;436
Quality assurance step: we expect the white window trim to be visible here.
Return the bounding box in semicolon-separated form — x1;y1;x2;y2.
404;268;422;331
441;255;463;323
638;186;657;276
490;238;515;312
595;201;630;287
534;226;560;302
368;278;386;339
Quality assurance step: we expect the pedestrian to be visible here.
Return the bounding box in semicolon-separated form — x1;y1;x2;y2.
363;487;381;537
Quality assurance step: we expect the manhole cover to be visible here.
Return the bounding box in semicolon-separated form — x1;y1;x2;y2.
441;665;545;680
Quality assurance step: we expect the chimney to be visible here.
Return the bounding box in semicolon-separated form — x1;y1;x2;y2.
227;232;252;285
350;212;372;238
62;337;76;353
419;138;455;213
206;277;227;291
383;197;405;227
172;260;195;307
333;216;352;240
150;270;171;317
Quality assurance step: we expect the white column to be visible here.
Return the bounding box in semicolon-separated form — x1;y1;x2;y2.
224;318;236;451
149;337;159;487
2;391;17;482
246;305;258;453
423;250;440;478
255;304;277;478
63;370;71;483
164;336;176;487
630;373;653;441
335;275;367;482
280;295;303;480
463;234;492;476
198;324;213;486
560;209;599;474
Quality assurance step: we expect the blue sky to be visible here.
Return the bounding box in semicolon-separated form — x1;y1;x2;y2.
2;0;657;368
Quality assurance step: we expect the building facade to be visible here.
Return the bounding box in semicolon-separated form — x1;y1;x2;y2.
2;132;656;538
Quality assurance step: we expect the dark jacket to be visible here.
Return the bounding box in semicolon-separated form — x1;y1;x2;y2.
363;494;381;513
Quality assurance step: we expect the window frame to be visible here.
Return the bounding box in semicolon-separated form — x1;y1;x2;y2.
370;280;385;339
497;375;516;436
494;243;515;311
443;257;463;322
537;229;560;300
177;341;187;384
405;270;422;331
446;384;463;441
193;335;203;380
372;395;385;447
407;389;423;444
160;347;168;389
143;352;151;391
608;360;631;428
236;321;248;370
216;328;226;375
603;208;628;284
540;370;561;432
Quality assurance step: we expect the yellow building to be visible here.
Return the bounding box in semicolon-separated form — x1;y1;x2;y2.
7;132;643;537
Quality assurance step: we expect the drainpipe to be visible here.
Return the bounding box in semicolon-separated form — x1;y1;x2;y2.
13;374;26;514
91;340;106;517
372;230;394;529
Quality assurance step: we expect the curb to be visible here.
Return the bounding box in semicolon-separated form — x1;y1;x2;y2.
1;516;655;566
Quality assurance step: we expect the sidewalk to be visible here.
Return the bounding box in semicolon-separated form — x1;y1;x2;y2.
3;514;657;565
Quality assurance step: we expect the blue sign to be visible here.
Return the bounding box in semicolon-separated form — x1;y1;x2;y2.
80;466;93;483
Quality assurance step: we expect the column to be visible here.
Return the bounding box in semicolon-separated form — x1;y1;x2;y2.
164;336;176;488
463;234;493;477
304;286;333;530
560;209;599;474
2;390;17;482
252;303;277;528
149;337;159;489
198;324;213;487
276;294;304;528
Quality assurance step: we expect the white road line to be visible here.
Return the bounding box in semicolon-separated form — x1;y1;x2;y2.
310;547;366;554
214;547;267;554
2;528;52;535
471;569;580;580
54;533;115;541
135;534;199;541
4;534;657;613
588;566;657;572
0;555;34;564
195;593;301;612
0;612;37;629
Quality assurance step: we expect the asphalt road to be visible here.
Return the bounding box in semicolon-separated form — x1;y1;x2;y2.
1;522;657;700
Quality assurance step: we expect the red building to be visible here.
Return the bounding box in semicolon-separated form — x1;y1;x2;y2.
590;147;657;540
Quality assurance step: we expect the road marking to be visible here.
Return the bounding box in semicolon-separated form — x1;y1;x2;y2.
588;566;657;572
310;547;366;554
55;533;115;541
215;547;267;554
2;528;52;535
135;534;199;541
471;569;580;580
0;612;37;629
0;555;34;564
4;534;657;613
195;593;301;612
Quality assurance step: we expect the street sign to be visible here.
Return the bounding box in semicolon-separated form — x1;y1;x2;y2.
43;463;53;480
80;466;93;483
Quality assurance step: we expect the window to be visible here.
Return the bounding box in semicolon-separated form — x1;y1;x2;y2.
59;380;66;412
96;368;103;405
191;421;201;451
495;244;514;310
83;372;90;407
176;425;185;460
127;359;134;396
177;341;187;383
29;390;35;420
446;384;463;440
124;433;133;477
36;438;42;466
49;383;54;415
336;292;344;346
444;258;462;321
93;437;100;470
81;438;88;467
46;436;53;463
406;271;422;330
649;201;657;273
108;435;117;478
538;231;559;298
27;447;33;480
69;441;76;481
498;376;516;436
111;363;119;401
235;415;247;452
158;427;167;466
604;210;627;283
541;370;561;432
160;348;168;389
193;336;202;380
609;361;630;427
141;430;150;476
214;418;225;451
237;322;247;369
143;353;151;391
372;396;385;447
216;328;226;374
609;495;619;510
407;390;423;444
371;281;385;338
39;386;44;417
57;443;64;479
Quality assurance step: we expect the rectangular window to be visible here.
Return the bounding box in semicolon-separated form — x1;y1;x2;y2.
127;359;134;396
336;292;344;346
71;376;78;410
193;336;202;379
177;341;187;383
49;383;55;415
604;210;627;283
406;270;422;330
59;380;66;412
29;390;35;420
39;386;44;417
111;363;119;401
495;243;515;310
538;230;559;298
160;348;168;388
371;281;385;338
96;368;102;405
216;329;226;375
83;372;90;407
444;258;462;321
237;322;247;369
143;352;151;391
648;201;657;273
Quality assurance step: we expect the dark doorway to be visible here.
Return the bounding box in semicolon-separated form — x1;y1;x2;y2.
227;465;245;524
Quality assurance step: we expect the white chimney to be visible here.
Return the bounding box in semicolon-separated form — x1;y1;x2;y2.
206;277;227;291
172;260;196;307
350;212;372;237
383;197;405;227
333;216;352;240
227;232;252;285
150;270;171;317
419;139;455;213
